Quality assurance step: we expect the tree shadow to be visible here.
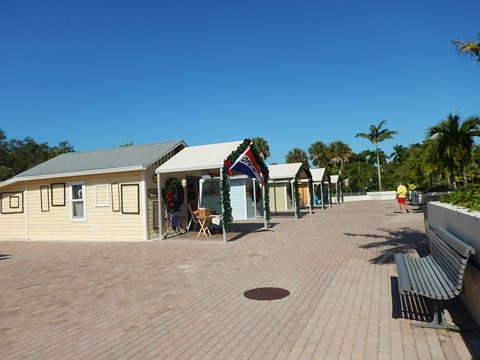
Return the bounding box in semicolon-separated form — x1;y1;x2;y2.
270;210;314;219
345;227;429;264
227;222;279;242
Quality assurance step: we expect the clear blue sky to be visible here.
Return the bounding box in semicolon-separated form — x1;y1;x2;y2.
1;0;479;164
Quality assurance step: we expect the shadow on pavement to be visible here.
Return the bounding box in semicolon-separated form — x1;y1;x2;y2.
345;228;428;265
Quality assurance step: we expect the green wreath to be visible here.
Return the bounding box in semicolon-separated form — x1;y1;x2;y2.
162;177;184;211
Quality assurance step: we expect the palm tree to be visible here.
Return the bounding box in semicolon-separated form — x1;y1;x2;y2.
308;141;328;168
427;114;480;187
452;34;480;63
421;140;447;188
355;120;397;191
327;141;352;176
286;148;308;163
252;137;270;160
390;145;408;164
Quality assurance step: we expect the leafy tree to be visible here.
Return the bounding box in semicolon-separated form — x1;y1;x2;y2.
356;150;377;166
420;140;448;188
390;145;408;164
355;120;397;191
467;145;480;184
452;33;480;63
343;159;375;192
308;141;328;168
7;137;50;175
252;137;270;160
0;130;12;180
0;129;75;181
48;141;75;159
327;141;351;176
427;114;480;188
286;148;308;164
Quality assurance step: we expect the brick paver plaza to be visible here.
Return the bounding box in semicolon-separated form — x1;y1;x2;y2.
1;200;479;359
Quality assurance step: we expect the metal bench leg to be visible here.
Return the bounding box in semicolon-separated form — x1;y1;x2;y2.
410;300;460;331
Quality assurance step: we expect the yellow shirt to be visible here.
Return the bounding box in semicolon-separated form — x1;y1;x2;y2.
396;184;407;199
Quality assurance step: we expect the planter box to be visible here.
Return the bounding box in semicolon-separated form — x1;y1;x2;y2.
426;201;480;327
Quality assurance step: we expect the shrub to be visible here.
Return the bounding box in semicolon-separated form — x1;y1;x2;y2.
440;188;480;212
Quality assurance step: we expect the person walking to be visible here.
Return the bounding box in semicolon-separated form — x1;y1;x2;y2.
396;181;409;213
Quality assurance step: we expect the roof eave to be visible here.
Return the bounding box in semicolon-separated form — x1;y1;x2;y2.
156;164;222;174
0;165;145;189
144;140;188;168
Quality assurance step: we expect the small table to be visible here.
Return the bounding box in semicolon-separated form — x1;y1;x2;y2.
197;216;212;237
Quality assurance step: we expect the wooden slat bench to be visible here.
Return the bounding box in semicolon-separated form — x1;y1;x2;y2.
394;225;476;330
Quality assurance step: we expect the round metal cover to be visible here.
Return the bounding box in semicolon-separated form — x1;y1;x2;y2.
244;287;290;301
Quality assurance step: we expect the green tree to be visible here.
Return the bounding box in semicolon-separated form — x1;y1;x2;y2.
467;145;480;184
286;148;308;164
0;129;12;180
452;33;480;63
308;141;328;168
343;157;375;192
390;145;408;164
421;140;448;188
0;129;75;181
48;141;75;159
427;114;480;187
327;141;351;176
7;137;50;175
355;120;397;191
252;137;270;160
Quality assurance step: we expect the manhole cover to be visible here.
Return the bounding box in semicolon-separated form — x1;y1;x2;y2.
244;287;290;301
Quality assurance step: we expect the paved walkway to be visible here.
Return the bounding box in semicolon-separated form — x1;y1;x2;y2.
1;201;479;359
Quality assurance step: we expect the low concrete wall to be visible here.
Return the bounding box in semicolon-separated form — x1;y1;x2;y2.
344;191;396;202
426;201;480;327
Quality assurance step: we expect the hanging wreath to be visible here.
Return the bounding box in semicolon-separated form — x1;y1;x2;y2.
162;177;184;211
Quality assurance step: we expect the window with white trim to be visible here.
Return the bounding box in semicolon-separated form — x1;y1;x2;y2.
70;182;86;221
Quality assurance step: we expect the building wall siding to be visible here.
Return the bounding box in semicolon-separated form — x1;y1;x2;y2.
269;183;290;212
0;172;145;241
0;185;27;239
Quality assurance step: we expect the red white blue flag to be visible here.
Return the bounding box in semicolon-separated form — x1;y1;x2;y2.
228;146;263;184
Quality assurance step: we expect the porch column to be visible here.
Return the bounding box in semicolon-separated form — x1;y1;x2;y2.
252;178;257;219
141;172;148;241
321;183;325;210
220;167;227;243
273;180;277;214
291;179;297;219
262;184;267;229
309;180;312;215
157;173;164;240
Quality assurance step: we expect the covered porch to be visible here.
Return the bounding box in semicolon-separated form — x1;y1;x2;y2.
155;140;269;242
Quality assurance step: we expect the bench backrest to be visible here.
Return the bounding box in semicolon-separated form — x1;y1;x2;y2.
430;226;476;293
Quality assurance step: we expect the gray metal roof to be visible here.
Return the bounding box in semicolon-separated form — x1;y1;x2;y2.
1;140;186;187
